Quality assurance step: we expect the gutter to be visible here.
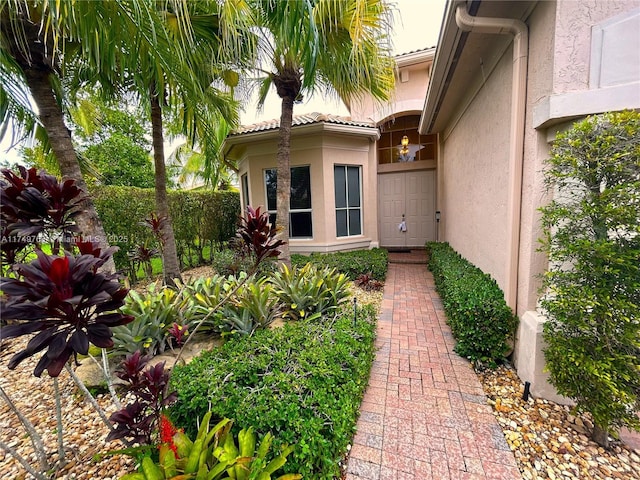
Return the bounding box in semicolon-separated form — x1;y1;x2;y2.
455;5;529;311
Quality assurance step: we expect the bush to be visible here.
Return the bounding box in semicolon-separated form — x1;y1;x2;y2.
91;186;239;274
270;263;351;321
291;248;388;281
426;242;517;368
169;306;377;479
539;110;640;447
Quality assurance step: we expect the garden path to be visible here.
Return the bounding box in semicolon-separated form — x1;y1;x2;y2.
344;250;521;480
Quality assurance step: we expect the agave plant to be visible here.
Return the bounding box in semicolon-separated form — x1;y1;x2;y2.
0;241;133;377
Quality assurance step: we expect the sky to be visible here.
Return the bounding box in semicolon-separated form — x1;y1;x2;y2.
0;0;447;163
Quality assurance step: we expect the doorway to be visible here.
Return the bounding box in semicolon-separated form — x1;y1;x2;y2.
378;170;436;248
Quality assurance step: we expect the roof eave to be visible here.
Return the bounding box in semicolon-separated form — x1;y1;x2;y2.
395;47;436;68
223;121;379;155
419;0;468;135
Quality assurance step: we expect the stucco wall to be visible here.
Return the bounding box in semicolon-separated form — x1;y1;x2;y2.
440;49;513;291
518;0;556;314
553;0;640;94
350;60;432;122
236;130;378;253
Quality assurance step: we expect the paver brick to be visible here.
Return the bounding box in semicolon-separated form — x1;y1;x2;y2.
345;256;519;480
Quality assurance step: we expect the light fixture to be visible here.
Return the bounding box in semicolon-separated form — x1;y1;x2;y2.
400;135;409;156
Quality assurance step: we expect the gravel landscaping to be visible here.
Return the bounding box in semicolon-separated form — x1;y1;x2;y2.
480;365;640;480
1;285;638;480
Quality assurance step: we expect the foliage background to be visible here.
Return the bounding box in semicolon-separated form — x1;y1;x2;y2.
91;186;239;271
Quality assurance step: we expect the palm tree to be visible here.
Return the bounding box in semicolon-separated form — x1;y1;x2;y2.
0;0;184;273
125;1;247;285
247;0;395;265
2;0;249;283
0;1;127;271
169;117;235;190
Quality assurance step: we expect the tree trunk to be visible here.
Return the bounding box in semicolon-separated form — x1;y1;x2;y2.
275;95;295;267
149;89;182;286
24;68;116;274
592;423;610;449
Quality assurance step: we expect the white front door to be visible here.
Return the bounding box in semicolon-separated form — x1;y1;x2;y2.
378;170;436;248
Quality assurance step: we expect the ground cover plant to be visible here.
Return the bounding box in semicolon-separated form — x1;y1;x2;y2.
291;248;388;281
539;110;640;448
426;242;517;368
169;305;378;480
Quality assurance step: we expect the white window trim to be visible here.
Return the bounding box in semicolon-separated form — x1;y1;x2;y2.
334;164;363;238
264;166;313;239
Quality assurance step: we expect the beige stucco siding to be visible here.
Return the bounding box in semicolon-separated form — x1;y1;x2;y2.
350;55;433;122
235;129;378;253
518;0;556;314
440;48;513;291
553;0;640;94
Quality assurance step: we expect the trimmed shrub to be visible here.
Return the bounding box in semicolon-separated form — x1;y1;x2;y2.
169;306;377;479
539;110;640;447
91;186;239;274
426;242;517;368
291;248;388;281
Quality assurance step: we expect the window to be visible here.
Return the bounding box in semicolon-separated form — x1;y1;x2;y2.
241;173;250;213
377;115;437;164
334;165;362;237
264;166;313;238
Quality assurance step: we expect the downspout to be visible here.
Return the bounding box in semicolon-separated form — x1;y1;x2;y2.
455;4;529;311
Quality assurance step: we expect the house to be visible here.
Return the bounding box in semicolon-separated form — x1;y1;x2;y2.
224;48;438;254
420;0;640;401
224;0;640;401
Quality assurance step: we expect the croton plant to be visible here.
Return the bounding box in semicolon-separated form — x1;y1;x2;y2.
0;167;133;377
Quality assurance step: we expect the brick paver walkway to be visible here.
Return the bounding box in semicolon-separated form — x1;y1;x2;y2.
345;252;522;480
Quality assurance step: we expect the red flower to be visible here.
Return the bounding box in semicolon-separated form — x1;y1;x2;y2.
159;414;178;454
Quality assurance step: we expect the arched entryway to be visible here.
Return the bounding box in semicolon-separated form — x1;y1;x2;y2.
377;115;437;248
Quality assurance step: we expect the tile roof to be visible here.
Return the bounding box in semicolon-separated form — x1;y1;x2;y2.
230;112;375;136
394;46;436;57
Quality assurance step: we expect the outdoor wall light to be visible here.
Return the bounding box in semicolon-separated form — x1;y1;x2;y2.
435;211;441;222
400;135;410;156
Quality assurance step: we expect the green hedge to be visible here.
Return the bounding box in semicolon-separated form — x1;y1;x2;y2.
426;242;517;367
169;306;377;479
291;248;388;280
91;186;239;273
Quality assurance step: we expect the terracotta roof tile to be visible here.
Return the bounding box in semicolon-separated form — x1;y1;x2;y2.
394;46;436;56
230;112;375;136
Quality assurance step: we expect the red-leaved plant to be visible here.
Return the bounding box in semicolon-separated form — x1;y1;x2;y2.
236;206;285;264
168;322;187;347
142;213;168;250
1;166;85;262
0;241;133;377
107;351;177;445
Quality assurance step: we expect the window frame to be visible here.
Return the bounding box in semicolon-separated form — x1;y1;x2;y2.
334;164;363;238
240;173;250;213
264;165;313;239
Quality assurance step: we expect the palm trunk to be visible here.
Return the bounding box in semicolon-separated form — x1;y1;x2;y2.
24;68;116;273
275;94;295;267
149;89;182;286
